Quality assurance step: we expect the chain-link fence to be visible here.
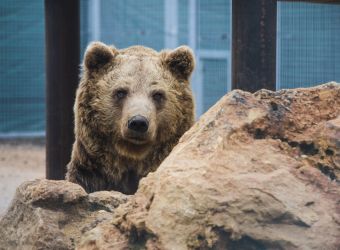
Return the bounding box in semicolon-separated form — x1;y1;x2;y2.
0;0;339;136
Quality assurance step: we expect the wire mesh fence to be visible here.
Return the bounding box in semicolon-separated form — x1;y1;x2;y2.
0;1;45;136
0;0;339;136
277;1;340;89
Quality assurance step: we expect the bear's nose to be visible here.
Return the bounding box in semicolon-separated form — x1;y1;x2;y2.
128;115;149;134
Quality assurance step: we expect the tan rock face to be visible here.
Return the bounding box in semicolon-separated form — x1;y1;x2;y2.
1;83;339;250
79;83;340;249
0;179;129;250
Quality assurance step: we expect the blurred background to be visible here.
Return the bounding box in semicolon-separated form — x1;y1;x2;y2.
0;0;340;213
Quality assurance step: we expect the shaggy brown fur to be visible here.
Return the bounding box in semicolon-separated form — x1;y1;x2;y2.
66;42;195;194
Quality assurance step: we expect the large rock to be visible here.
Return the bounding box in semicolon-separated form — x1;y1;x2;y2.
0;179;129;250
1;83;339;250
78;83;340;249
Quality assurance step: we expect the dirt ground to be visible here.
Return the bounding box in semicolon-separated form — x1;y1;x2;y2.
0;139;45;216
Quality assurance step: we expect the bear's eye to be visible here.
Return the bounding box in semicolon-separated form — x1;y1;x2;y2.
114;89;128;100
152;91;165;102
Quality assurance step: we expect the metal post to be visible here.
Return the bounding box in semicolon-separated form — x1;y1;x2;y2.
232;0;277;92
88;0;101;41
188;0;204;117
165;0;178;49
45;0;80;179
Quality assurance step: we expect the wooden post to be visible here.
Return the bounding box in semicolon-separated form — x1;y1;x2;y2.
232;0;277;92
45;0;80;179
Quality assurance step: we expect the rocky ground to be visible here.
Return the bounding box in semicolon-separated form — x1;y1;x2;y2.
0;83;339;249
0;139;45;215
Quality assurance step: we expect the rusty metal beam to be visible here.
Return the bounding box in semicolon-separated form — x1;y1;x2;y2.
45;0;80;180
232;0;277;92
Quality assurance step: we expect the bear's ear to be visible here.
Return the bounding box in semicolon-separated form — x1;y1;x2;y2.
163;46;195;81
84;42;118;71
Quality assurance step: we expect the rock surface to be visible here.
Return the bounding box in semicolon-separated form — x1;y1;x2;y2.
0;179;129;250
78;83;340;249
1;83;339;250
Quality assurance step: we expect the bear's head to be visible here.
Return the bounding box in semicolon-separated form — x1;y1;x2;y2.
75;42;195;160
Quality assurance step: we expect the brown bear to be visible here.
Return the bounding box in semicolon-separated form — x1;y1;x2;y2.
66;42;195;194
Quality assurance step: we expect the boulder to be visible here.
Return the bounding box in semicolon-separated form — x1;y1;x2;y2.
1;83;339;250
0;179;129;250
78;83;340;249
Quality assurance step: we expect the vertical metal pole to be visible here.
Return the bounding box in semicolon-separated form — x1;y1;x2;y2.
227;0;232;93
165;0;178;49
45;0;80;179
276;2;282;90
189;0;203;117
232;0;277;92
88;0;101;41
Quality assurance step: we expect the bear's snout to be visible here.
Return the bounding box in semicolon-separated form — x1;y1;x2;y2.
128;115;149;134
